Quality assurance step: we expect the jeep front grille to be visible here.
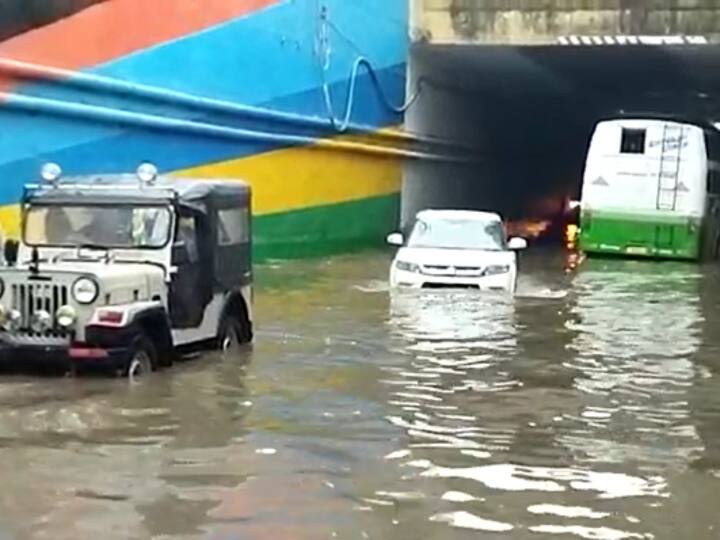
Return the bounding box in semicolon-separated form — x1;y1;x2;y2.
11;283;69;334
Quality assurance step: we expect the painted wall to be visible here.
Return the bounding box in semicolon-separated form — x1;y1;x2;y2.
0;0;415;260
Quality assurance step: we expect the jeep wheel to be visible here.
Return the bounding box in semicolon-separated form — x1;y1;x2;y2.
219;316;246;352
126;337;156;379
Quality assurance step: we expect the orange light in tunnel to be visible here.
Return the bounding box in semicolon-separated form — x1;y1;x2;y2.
506;220;552;239
565;224;578;249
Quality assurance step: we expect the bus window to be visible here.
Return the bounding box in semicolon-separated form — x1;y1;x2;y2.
620;128;646;154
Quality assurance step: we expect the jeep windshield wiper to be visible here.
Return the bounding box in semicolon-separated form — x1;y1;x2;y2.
78;244;110;251
51;244;111;263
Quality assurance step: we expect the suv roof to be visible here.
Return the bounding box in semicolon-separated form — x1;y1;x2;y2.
416;209;502;222
24;175;250;207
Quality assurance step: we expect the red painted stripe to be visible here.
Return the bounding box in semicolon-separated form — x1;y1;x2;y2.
0;0;277;71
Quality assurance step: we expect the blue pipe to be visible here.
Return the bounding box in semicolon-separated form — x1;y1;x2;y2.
0;59;437;146
0;92;472;162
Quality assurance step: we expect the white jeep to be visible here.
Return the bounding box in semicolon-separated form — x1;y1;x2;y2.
0;163;253;377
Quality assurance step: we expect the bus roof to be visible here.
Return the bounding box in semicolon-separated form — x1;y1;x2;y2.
597;112;719;132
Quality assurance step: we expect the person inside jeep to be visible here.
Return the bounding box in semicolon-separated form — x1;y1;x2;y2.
26;205;171;249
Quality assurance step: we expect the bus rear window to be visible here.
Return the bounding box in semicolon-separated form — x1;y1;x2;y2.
620;128;646;154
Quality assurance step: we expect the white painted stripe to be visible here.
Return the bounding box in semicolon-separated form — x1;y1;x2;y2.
556;35;709;46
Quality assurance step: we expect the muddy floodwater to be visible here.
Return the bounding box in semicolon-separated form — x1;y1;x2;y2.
0;249;719;539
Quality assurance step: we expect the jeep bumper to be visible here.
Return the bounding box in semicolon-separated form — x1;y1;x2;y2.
0;334;131;371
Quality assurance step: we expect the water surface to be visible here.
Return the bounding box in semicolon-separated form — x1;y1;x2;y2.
0;249;718;539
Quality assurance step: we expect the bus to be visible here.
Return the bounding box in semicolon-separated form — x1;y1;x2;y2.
576;116;720;260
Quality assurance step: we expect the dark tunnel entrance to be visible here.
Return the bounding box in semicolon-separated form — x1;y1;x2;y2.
403;42;720;244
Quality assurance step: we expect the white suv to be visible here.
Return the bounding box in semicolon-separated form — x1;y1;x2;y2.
387;209;527;292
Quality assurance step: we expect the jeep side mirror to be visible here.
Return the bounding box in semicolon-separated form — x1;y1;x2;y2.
386;232;403;246
172;242;190;265
4;239;18;266
508;237;528;250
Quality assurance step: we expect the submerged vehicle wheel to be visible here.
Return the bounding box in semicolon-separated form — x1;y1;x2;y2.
218;315;247;352
126;337;156;379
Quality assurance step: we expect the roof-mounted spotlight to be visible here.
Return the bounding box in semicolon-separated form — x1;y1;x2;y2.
137;162;158;185
40;162;62;185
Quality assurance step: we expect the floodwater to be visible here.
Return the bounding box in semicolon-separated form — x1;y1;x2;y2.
0;249;719;539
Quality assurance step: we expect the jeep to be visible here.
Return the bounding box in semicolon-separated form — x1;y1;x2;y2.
0;163;253;377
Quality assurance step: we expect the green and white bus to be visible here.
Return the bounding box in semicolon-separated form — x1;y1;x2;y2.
577;116;720;260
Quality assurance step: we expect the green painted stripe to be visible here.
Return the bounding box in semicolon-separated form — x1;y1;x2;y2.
253;193;399;261
579;211;701;260
582;208;697;224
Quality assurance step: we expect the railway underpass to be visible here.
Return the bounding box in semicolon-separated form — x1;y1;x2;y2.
402;1;720;243
402;42;720;243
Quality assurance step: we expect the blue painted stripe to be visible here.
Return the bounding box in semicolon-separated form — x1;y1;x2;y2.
0;0;408;176
0;63;407;205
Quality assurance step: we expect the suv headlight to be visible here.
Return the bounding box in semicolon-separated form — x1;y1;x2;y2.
72;277;99;304
483;264;511;276
396;260;420;273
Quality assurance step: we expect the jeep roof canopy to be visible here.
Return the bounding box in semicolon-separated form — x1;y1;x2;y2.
22;174;251;212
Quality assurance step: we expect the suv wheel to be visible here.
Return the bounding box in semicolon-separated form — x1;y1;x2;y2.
126;336;156;378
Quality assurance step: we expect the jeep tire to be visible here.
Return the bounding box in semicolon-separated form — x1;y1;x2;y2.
218;315;248;352
126;336;157;378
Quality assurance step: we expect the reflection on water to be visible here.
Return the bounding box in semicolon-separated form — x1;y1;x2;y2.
0;250;718;539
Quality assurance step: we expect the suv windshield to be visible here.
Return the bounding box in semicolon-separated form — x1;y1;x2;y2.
408;217;506;251
24;204;172;249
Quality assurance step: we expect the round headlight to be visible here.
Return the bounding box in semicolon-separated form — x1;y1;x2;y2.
6;310;21;331
72;277;99;304
137;162;158;184
56;305;77;329
31;310;52;334
40;162;62;183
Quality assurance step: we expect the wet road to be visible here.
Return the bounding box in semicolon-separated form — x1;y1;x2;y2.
0;249;719;539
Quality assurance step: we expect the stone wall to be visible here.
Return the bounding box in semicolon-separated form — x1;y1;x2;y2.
410;0;720;44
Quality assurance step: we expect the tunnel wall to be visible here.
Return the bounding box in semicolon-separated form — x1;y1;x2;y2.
410;0;720;44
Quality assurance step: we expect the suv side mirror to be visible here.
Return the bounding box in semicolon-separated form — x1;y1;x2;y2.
386;232;403;246
4;239;18;266
508;237;527;250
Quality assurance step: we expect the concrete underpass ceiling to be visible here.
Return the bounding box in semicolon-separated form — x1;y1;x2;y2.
412;43;720;117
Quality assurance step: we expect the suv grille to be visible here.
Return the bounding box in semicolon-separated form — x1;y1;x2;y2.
11;283;70;334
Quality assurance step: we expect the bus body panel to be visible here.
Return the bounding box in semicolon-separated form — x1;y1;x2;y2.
578;119;713;260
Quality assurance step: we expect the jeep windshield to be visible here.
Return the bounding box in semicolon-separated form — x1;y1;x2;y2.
24;204;172;249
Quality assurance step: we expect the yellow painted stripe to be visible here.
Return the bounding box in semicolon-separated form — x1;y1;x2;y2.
176;131;402;215
0;129;403;237
0;205;20;238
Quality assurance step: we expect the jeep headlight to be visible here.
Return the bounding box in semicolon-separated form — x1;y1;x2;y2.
6;310;21;331
30;310;52;334
72;277;99;304
56;305;77;329
483;264;511;276
396;260;420;273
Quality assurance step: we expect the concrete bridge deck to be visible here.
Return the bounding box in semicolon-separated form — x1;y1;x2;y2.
411;0;720;45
